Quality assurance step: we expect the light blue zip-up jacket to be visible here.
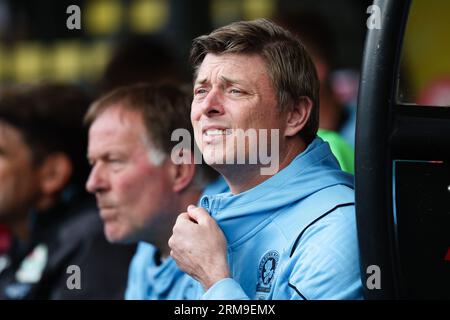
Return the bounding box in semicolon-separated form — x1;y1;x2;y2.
125;242;203;299
199;137;364;300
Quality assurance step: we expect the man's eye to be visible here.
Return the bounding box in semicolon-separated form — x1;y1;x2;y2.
108;159;125;172
229;88;243;95
194;88;208;96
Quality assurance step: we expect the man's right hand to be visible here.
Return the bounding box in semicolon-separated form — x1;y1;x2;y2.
168;205;230;291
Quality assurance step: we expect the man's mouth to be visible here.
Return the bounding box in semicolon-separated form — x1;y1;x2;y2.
97;203;116;219
204;129;233;136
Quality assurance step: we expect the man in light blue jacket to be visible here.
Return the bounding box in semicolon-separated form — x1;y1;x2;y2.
169;19;364;300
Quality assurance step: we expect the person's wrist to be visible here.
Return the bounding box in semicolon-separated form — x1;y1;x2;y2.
203;267;230;291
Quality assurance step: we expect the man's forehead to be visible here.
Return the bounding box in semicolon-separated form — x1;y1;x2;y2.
195;53;267;82
87;125;147;161
88;106;147;148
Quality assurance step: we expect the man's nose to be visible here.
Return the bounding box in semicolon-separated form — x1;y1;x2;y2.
86;164;108;194
201;88;225;117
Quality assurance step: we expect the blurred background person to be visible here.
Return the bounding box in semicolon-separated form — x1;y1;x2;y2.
0;83;135;299
84;83;224;299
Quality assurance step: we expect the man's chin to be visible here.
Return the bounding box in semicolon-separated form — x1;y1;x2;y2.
104;225;130;244
201;146;228;165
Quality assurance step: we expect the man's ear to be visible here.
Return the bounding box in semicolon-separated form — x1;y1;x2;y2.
169;148;196;193
38;153;73;196
284;96;313;137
